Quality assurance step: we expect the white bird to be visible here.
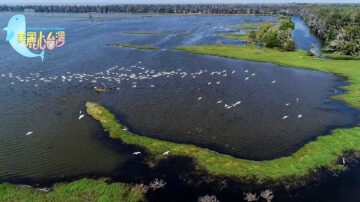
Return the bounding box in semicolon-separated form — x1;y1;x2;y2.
245;77;249;81
244;70;248;73
342;157;346;164
216;81;220;85
79;114;85;120
296;98;300;103
232;70;235;74
198;97;202;101
232;101;242;107
163;151;170;155
25;131;33;136
251;73;256;76
282;116;289;120
123;128;128;131
272;80;276;84
79;110;82;114
208;82;212;85
217;100;222;104
133;152;141;155
298;114;303;119
285;103;291;106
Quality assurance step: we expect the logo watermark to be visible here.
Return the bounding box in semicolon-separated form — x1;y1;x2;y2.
3;14;66;62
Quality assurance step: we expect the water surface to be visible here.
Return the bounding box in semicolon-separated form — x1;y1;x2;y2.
0;13;358;183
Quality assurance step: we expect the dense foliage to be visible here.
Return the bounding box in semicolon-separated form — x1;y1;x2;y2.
0;4;296;14
249;16;296;51
298;4;360;55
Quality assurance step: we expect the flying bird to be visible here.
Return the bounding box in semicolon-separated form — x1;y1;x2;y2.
25;131;33;136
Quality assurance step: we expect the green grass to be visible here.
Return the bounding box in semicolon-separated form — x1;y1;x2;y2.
176;33;192;37
0;178;144;202
217;33;249;41
322;53;360;60
122;31;168;36
109;43;159;50
86;44;360;188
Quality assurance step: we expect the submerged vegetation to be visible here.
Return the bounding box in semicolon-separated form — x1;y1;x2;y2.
0;178;144;202
108;43;159;50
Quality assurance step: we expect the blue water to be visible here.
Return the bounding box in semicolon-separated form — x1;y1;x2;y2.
292;16;322;54
0;12;358;202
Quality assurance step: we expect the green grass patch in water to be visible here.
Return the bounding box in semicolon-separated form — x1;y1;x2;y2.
109;43;159;50
176;33;192;37
217;33;249;41
122;31;168;36
95;87;108;93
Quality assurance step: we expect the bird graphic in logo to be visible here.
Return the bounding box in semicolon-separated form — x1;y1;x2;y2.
3;14;45;61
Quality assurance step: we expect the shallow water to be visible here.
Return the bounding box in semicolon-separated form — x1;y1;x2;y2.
0;12;358;193
292;16;322;54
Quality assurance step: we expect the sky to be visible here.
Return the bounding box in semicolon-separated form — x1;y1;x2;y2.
0;0;359;5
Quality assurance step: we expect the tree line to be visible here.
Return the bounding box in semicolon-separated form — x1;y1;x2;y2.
0;4;297;14
1;4;360;55
298;4;360;55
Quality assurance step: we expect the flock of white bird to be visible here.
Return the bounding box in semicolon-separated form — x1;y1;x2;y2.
1;61;307;137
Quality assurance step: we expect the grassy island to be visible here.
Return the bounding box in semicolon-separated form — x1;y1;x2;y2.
86;96;360;188
176;33;192;37
108;43;159;50
0;178;144;202
122;31;168;36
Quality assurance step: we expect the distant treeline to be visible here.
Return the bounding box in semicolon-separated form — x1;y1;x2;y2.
0;4;298;14
2;4;360;55
298;4;360;55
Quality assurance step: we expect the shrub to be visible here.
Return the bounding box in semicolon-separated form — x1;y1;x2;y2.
149;178;166;190
261;31;281;48
283;40;297;51
198;195;219;202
